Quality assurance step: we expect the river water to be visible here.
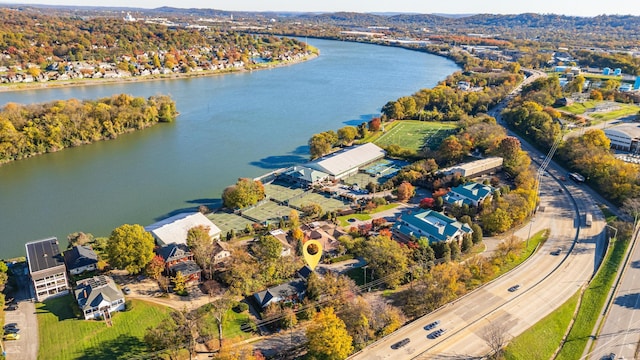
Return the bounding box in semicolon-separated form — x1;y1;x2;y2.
0;38;459;258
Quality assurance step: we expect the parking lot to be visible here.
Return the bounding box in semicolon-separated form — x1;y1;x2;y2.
3;265;38;360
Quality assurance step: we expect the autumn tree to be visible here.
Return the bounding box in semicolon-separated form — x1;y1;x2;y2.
187;225;214;277
173;271;187;295
252;235;283;262
481;208;513;235
222;178;266;209
144;310;195;359
360;235;409;289
146;255;165;280
309;130;338;159
67;232;94;248
106;224;154;274
368;117;382;131
306;307;354;360
337;126;358;146
396;181;415;202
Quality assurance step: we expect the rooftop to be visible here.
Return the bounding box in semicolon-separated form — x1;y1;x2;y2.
26;237;66;273
605;123;640;140
306;143;386;177
145;212;221;246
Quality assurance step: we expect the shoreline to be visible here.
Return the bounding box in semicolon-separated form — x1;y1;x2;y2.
0;53;318;95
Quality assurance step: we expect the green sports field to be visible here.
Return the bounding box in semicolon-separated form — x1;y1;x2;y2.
374;120;458;151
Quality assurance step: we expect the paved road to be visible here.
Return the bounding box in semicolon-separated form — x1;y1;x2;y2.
4;264;38;360
350;168;602;359
590;226;640;360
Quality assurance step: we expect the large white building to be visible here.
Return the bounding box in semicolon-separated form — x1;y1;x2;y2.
282;143;386;185
439;157;503;178
604;124;640;152
26;237;69;302
145;212;222;246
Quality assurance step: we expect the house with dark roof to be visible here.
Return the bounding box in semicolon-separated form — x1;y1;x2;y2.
443;182;494;207
157;243;201;283
74;275;125;320
26;237;69;302
253;279;307;309
394;210;473;244
64;245;99;275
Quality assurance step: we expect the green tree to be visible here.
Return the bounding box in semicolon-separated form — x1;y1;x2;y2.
253;235;283;262
187;225;213;277
309;130;338;159
222;178;266;209
337;126;358;146
106;224;154;274
306;307;354;360
481;208;513;234
361;235;409;289
471;223;483;244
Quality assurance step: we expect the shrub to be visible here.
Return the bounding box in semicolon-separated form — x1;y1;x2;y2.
234;302;249;313
124;300;134;311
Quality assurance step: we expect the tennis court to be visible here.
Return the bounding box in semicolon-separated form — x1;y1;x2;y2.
265;181;307;203
288;192;351;212
208;212;254;234
243;201;293;223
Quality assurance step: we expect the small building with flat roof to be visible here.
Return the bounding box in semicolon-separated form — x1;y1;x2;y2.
26;237;69;301
145;212;222;246
439;157;503;178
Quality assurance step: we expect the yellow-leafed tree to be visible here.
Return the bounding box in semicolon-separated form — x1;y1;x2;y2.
306;307;353;360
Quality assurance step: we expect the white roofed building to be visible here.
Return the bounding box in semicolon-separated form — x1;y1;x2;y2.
305;143;386;181
145;212;221;246
604;124;640;152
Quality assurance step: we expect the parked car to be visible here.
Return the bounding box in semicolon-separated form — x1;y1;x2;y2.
5;303;18;311
391;338;410;349
3;333;20;340
122;286;131;295
4;327;19;335
423;320;440;331
508;285;521;292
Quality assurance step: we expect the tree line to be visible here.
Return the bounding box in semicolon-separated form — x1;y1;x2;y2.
0;94;177;164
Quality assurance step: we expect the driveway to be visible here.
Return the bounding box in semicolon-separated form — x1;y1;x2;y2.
4;264;38;360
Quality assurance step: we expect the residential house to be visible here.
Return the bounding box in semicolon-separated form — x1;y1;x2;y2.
26;237;70;302
394;210;473;244
158;243;201;282
253;279;306;309
268;229;293;257
443;182;494;207
145;212;222;246
63;245;99;275
75;275;125;320
212;241;231;265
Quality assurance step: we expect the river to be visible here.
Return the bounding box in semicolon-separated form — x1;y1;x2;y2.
0;38;459;258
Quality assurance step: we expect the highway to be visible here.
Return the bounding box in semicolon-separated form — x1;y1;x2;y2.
351;68;609;359
590;225;640;360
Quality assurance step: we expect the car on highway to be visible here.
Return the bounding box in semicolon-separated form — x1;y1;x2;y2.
551;248;562;256
428;328;446;339
3;333;20;340
508;285;521;292
423;320;440;331
391;338;410;349
601;353;616;360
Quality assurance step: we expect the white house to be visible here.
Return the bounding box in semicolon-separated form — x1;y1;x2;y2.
75;275;125;320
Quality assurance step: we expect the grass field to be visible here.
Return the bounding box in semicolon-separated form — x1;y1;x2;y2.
37;297;171;360
505;292;580;359
198;308;253;344
373;120;457;151
559;100;640;121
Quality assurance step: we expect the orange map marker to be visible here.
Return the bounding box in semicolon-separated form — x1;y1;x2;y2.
303;240;323;270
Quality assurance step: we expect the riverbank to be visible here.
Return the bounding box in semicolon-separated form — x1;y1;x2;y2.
0;53;318;94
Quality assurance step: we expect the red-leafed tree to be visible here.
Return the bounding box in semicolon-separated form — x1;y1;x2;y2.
419;197;435;209
368;117;382;132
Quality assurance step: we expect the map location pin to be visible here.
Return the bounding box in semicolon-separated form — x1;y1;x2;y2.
303;239;323;270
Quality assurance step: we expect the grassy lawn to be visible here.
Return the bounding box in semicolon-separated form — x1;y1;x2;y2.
198;307;253;344
505;292;580;359
368;203;399;214
337;213;372;227
37;296;171;360
373;120;457;151
359;121;401;143
555;236;629;360
559;100;640;121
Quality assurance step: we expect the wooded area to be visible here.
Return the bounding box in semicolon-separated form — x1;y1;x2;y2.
0;94;177;164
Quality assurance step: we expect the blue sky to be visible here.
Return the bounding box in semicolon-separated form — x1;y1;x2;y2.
2;0;639;16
